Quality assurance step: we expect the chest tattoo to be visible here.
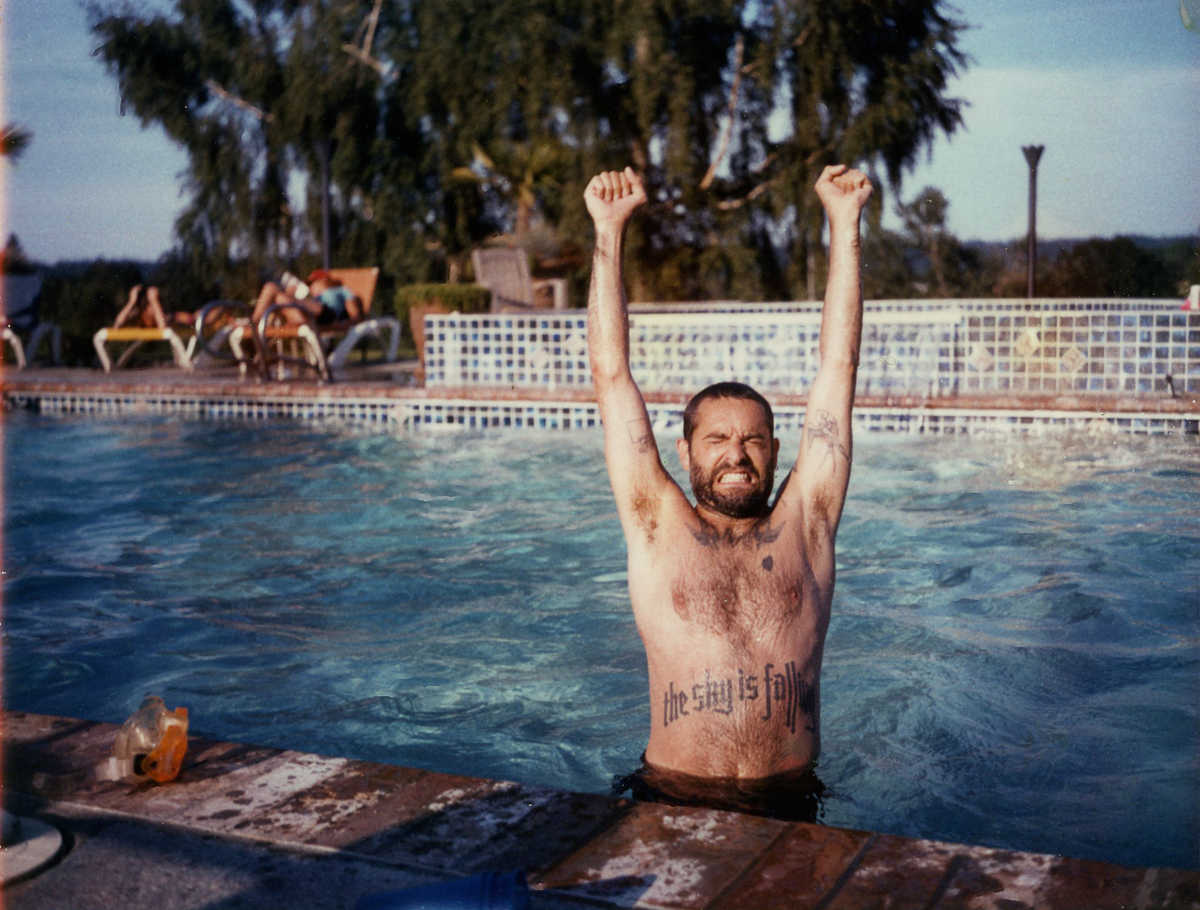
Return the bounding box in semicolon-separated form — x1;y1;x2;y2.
690;519;782;549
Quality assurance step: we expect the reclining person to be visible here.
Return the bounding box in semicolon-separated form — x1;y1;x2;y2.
251;269;363;327
113;285;195;329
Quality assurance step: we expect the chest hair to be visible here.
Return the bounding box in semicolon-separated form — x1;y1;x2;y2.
669;542;806;654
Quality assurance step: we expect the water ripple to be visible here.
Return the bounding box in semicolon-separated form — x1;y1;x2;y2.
4;415;1198;868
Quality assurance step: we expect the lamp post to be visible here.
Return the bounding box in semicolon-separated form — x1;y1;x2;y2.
320;139;332;270
1022;145;1044;299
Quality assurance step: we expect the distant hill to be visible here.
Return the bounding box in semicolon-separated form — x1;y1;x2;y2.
39;258;157;278
966;234;1197;259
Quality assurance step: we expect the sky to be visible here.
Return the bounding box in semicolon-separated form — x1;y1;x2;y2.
1;0;1198;263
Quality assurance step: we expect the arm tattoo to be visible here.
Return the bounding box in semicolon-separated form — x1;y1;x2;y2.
805;409;850;464
587;238;617;312
626;418;656;453
593;234;618;265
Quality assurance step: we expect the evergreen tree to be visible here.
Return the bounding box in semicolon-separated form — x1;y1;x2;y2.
895;185;982;297
87;0;968;302
87;0;427;295
859;225;912;300
763;0;968;299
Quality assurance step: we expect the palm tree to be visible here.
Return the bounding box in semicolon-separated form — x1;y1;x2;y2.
453;140;567;240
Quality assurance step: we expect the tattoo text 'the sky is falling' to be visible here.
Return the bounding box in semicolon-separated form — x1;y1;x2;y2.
662;661;816;735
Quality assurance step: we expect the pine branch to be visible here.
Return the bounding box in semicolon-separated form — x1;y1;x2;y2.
715;176;781;210
700;21;812;194
699;34;744;191
204;80;273;122
342;0;388;77
341;42;388;75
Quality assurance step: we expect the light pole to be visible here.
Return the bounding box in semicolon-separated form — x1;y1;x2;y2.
320;139;332;270
1022;145;1044;299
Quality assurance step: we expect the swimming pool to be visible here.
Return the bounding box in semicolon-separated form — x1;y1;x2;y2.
3;411;1197;869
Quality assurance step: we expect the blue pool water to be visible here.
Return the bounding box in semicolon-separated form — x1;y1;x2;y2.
3;411;1198;869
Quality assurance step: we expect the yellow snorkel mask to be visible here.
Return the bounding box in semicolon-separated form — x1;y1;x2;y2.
98;695;189;783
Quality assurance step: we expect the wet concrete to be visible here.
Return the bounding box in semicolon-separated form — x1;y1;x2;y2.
4;712;1197;909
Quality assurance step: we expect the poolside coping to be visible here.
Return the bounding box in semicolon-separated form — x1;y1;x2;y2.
4;711;1197;909
3;365;1198;435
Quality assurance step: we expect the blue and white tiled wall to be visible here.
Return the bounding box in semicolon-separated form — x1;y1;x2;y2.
961;309;1197;395
7;299;1196;436
423;300;1200;398
19;391;1195;435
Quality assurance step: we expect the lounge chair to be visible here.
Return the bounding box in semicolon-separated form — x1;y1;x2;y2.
191;299;259;373
93;287;196;372
320;267;400;370
471;248;568;312
2;274;62;368
240;267;399;381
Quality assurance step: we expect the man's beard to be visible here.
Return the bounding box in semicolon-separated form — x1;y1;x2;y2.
690;459;774;518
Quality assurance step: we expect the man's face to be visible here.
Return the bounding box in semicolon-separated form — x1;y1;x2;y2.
677;397;780;518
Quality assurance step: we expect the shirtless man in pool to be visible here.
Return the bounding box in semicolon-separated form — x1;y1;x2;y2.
586;164;872;819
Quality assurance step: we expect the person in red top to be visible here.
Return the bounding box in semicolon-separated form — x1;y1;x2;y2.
251;269;363;326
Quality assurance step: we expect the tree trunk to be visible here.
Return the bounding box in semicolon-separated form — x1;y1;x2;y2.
805;230;819;302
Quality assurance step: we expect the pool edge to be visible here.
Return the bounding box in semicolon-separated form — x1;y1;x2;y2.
3;711;1196;909
3;367;1198;435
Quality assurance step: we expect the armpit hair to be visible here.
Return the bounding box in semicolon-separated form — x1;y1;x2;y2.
631;487;659;542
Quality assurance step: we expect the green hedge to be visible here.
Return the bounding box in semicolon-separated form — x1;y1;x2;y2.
392;283;490;332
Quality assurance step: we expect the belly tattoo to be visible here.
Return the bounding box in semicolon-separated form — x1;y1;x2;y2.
662;661;817;735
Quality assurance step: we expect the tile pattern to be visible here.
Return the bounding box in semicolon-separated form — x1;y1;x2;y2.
401;397;601;431
962;309;1199;396
422;300;1199;398
403;401;1200;437
16;391;400;425
10;389;1199;436
629;298;1186;315
420;311;961;396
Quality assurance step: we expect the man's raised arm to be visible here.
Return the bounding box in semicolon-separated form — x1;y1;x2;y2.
781;165;873;532
585;168;678;538
586;168;645;398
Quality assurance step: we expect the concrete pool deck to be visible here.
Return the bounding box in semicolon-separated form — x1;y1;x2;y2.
4;711;1198;909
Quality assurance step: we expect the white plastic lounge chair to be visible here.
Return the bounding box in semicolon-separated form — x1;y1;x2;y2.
94;325;195;372
93;287;197;372
239;266;399;381
322;267;400;370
